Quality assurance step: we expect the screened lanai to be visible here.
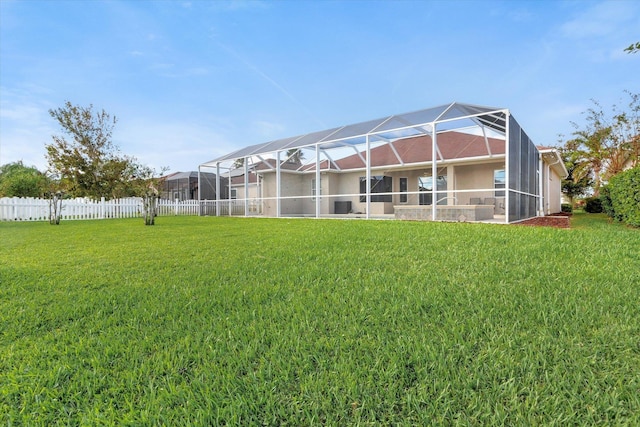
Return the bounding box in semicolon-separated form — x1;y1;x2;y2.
199;102;552;223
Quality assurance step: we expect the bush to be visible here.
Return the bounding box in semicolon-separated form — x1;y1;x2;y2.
561;203;573;213
599;186;619;220
584;197;603;213
607;166;640;227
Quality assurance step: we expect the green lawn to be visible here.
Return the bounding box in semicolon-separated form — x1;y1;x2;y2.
1;214;639;425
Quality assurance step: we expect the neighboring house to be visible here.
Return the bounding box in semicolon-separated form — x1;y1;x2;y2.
199;102;567;223
160;171;226;201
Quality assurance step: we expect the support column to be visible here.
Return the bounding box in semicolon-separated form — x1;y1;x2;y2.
447;165;455;205
216;162;220;217
244;157;249;216
504;112;510;223
431;124;437;221
546;164;551;216
228;167;232;216
276;151;281;218
315;145;321;219
538;157;544;216
365;135;371;219
197;166;202;216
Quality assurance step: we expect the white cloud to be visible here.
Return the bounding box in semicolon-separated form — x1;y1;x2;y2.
115;118;238;172
0;87;57;170
561;1;638;39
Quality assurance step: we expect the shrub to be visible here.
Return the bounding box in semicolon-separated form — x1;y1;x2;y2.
584;197;603;213
599;186;619;220
608;166;640;227
561;203;573;213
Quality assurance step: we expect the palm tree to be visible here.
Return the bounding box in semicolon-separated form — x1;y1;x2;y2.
285;148;304;164
567;94;639;196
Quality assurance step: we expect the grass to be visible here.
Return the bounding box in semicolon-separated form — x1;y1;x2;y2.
1;213;639;425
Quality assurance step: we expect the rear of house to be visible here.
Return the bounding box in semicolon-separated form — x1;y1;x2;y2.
200;102;567;223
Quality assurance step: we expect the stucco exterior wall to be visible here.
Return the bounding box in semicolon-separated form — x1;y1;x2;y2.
544;167;563;214
231;183;258;201
455;162;504;204
261;172;304;216
254;157;561;219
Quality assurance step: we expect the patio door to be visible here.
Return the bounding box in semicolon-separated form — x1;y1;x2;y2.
418;175;447;205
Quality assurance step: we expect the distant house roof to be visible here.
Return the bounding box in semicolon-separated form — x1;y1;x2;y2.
228;159;302;185
163;171;217;181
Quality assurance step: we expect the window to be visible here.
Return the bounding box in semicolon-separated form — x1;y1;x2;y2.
494;169;505;197
399;177;408;203
418;175;447;205
311;178;321;201
230;188;237;199
360;176;392;202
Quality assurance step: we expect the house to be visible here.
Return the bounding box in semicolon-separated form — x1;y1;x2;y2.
199;102;567;223
160;171;226;201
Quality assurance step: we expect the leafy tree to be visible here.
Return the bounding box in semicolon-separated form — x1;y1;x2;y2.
129;164;168;225
46;101;138;198
0;161;50;197
624;42;640;54
558;145;592;206
564;92;639;196
232;158;245;169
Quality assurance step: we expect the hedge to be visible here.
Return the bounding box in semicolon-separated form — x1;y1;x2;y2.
606;166;640;227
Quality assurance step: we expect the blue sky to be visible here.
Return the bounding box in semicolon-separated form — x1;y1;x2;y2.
1;0;639;173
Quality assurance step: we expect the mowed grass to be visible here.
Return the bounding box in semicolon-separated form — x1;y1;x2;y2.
1;214;639;425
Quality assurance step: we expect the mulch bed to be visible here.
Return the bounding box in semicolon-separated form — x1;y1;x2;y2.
515;213;571;229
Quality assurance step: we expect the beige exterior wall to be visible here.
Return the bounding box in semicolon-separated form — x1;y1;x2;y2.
543;166;563;214
231;183;259;201
300;172;335;215
261;172;305;216
454;162;505;204
254;157;570;219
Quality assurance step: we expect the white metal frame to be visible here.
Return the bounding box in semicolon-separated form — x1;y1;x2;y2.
198;102;556;223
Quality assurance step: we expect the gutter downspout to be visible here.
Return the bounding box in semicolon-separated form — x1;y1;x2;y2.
197;166;202;216
244;158;249;217
216;162;220;217
431;124;437;221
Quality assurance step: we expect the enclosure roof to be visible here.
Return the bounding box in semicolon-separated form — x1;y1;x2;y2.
164;171;215;180
201;102;508;166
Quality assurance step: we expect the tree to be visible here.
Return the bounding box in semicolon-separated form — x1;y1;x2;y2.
129;164;168;225
46;101;138;198
559;144;592;205
47;190;64;225
563;92;639;197
0;161;50;197
285;148;304;164
232;158;245;169
624;42;640;54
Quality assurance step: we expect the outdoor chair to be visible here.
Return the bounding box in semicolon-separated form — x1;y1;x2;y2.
470;197;482;205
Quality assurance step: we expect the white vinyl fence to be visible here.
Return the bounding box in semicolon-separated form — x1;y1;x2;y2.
0;197;207;222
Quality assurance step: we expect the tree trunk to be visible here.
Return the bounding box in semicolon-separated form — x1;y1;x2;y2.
142;195;157;225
